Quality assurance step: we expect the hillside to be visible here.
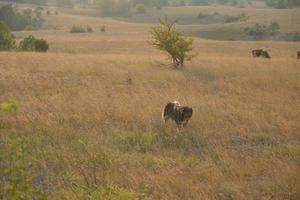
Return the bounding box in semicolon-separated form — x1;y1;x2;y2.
1;4;300;200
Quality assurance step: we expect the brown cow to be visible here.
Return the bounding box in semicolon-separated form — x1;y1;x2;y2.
297;51;300;59
162;101;193;129
252;49;271;58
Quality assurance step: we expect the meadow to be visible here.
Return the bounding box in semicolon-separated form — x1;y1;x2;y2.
1;3;300;200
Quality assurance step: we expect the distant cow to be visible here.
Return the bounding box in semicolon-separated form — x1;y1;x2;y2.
252;49;271;58
297;51;300;59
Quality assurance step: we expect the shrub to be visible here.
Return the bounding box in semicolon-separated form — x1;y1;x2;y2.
19;35;49;52
100;25;106;32
70;25;86;33
292;32;300;41
150;19;195;67
0;99;18;113
86;25;93;32
0;21;15;51
225;13;248;23
70;25;93;33
0;135;47;200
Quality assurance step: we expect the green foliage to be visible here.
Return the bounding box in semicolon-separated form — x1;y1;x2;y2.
70;25;86;33
0;99;18;113
244;22;280;38
0;134;47;199
150;19;195;67
0;4;44;31
266;0;300;8
224;13;248;23
134;4;146;14
70;25;93;33
292;32;300;41
100;25;106;32
0;21;15;51
197;12;248;24
19;35;49;52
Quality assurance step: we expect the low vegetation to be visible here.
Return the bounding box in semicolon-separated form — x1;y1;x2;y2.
244;22;280;38
18;35;49;52
100;25;106;32
151;19;195;67
0;21;48;52
70;25;93;33
0;21;15;51
197;12;248;24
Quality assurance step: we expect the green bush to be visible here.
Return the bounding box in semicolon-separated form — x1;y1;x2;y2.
70;25;86;33
19;35;49;52
0;99;18;113
70;25;93;33
150;19;195;67
0;135;47;200
0;21;15;51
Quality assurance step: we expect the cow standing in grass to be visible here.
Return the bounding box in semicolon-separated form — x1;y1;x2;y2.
252;49;271;58
162;101;193;130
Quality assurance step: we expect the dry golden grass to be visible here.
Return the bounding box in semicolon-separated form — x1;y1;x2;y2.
1;6;300;200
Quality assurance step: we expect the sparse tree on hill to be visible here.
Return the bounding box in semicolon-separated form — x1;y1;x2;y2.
150;19;195;68
0;21;15;51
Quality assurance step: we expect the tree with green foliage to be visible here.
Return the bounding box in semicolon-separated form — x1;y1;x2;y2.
19;35;49;52
0;4;44;31
150;19;195;68
0;21;15;51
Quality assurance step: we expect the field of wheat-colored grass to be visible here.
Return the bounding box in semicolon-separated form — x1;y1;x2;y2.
1;4;300;199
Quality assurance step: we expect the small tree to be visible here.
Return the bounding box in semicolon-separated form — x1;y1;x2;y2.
150;19;194;68
0;21;15;51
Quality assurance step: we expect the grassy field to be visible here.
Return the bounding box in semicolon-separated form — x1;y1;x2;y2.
1;4;300;200
52;5;300;40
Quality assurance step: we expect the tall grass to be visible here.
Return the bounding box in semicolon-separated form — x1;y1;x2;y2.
0;49;299;199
